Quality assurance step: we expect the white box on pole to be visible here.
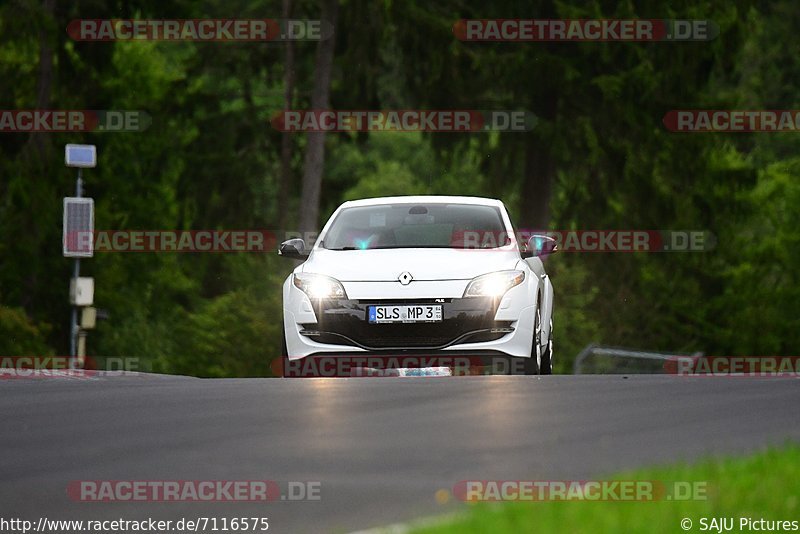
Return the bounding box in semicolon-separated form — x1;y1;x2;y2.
69;277;94;306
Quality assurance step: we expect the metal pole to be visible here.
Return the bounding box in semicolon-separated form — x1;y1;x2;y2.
69;169;83;366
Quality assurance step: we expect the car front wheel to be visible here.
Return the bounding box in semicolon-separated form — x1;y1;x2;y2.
540;317;553;375
524;305;542;375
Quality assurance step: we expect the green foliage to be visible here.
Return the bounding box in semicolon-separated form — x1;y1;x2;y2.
325;133;486;201
0;305;53;356
413;444;800;534
166;255;286;377
545;257;601;373
716;158;800;355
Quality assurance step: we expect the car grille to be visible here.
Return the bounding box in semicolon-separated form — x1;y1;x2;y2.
302;298;512;350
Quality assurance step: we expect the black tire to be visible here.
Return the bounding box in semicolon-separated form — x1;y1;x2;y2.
281;324;288;357
277;323;289;377
540;317;553;375
524;305;542;375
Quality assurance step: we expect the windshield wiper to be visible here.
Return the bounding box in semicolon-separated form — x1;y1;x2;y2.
325;246;358;251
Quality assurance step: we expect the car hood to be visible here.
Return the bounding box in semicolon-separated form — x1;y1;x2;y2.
301;248;522;282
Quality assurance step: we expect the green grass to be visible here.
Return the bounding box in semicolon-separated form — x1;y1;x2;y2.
412;445;800;534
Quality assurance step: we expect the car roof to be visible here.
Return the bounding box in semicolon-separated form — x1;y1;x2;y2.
340;195;505;208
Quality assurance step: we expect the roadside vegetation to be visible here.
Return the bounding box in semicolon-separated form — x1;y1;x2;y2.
414;445;800;533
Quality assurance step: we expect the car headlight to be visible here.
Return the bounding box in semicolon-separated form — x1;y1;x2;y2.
463;270;525;298
293;273;348;299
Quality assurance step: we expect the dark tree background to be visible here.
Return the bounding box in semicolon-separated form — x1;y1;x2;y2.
1;0;798;375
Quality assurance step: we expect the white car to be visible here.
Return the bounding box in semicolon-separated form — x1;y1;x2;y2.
278;196;556;375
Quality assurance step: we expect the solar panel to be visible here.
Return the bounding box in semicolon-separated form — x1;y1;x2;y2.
63;197;94;257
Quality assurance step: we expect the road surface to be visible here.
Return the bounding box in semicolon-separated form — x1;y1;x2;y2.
2;374;799;532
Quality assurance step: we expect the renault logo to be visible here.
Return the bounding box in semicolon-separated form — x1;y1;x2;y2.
397;272;413;285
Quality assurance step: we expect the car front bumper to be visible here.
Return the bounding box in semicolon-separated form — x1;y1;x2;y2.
283;277;537;360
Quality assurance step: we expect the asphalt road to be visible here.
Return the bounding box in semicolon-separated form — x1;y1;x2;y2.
2;374;799;533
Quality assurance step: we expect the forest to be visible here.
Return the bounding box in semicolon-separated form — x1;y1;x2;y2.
2;0;799;376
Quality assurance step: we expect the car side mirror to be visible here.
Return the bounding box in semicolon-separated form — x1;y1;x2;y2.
278;238;308;259
522;234;558;259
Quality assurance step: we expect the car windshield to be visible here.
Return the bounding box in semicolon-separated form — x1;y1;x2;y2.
321;203;511;250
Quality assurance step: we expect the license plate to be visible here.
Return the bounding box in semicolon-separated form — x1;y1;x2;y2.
368;305;443;324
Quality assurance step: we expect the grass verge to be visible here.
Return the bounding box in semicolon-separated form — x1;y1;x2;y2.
413;444;800;533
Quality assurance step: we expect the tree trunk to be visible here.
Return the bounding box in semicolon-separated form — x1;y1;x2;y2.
518;80;559;231
299;0;338;234
277;0;296;231
26;0;55;156
519;134;554;231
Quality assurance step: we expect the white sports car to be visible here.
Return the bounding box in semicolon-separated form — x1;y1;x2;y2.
278;196;556;375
